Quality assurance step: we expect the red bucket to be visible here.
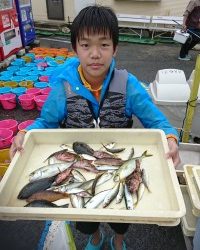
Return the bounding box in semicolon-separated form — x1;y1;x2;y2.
34;94;48;111
18;94;35;110
18;120;34;131
0;93;16;110
26;87;41;96
40;87;51;96
39;76;49;82
0;119;18;135
0;128;13;149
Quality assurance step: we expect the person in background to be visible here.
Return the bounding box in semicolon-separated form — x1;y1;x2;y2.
10;5;180;250
178;0;200;61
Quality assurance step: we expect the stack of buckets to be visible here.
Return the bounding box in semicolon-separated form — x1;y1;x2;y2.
0;119;34;178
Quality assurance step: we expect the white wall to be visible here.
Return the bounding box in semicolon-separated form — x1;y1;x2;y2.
32;0;189;22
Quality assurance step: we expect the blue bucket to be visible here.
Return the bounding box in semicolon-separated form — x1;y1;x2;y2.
11;59;25;66
6;66;20;72
0;87;12;94
25;75;38;82
11;87;27;97
26;62;36;67
11;76;25;82
0;71;13;77
34;82;49;89
0;76;12;81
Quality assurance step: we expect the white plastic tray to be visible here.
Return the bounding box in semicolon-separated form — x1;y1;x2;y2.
180;185;197;237
192;166;200;193
0;129;185;224
184;165;200;217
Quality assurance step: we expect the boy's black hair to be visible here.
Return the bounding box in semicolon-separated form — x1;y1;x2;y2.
70;5;119;52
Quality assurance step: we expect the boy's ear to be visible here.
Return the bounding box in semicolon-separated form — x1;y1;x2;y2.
113;46;118;57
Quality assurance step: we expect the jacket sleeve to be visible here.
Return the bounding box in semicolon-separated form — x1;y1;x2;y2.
126;73;179;138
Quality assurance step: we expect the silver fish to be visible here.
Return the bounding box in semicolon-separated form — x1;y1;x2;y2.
49;181;83;192
124;184;134;210
72;169;86;182
70;194;84;208
29;162;72;182
84;189;111;209
116;182;124;204
102;143;125;154
137;183;145;203
103;183;120;208
95;165;119;171
141;169;151;192
127;147;135;160
114;151;152;182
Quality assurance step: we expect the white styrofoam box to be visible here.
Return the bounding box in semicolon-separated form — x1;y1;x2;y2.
152;80;190;101
155;69;187;85
150;82;200;137
173;30;190;44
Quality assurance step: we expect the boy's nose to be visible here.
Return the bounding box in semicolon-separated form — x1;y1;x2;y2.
90;47;101;58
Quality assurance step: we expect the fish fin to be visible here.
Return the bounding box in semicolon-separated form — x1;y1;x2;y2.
141;150;153;158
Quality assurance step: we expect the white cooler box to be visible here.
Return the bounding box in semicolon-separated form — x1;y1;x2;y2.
149;69;200;137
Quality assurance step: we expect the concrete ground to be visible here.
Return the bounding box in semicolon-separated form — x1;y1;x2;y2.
0;37;198;250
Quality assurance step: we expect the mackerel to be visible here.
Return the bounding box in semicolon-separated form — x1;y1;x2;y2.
84;189;111;209
124;184;134;210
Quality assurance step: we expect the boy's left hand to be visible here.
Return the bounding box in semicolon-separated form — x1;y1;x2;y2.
166;138;181;167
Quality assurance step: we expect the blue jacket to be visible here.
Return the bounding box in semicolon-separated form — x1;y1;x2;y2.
27;57;178;138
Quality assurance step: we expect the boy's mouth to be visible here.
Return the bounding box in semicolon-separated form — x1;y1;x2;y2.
89;63;103;70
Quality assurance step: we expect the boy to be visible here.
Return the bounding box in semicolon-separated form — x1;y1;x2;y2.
10;5;180;250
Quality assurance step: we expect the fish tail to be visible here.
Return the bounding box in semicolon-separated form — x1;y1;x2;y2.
141;150;153;158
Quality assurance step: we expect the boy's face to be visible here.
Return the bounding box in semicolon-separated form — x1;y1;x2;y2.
75;31;117;83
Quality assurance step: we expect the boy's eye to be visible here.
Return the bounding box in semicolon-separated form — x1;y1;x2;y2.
80;43;88;48
102;43;109;47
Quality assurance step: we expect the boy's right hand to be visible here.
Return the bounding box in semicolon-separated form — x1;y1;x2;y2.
9;131;26;159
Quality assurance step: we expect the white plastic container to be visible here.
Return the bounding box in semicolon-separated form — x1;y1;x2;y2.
0;129;185;224
173;30;190;44
150;80;200;137
184;165;200;217
180;185;197;237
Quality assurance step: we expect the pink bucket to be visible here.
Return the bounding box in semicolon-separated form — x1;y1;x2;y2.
0;93;16;110
18;94;35;110
18;120;34;130
40;87;52;96
0;128;13;149
26;87;41;96
0;119;18;135
34;94;48;111
39;76;49;82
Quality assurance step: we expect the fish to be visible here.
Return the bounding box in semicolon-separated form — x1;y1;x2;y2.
91;172;104;196
103;183;120;208
52;168;72;186
94;158;124;166
114;151;152;182
71;160;99;173
137;183;145;203
44;149;77;163
25;200;69;208
80;154;96;161
116;182;125;204
93;150;119;159
29;162;72;182
72;169;86;182
84;189;111;209
49;181;83;192
102;144;125;154
70;195;84;208
95;165;119;171
73;141;94;156
141;169;151;192
27;190;69;203
124;184;134;210
18;176;55;199
127;147;135;160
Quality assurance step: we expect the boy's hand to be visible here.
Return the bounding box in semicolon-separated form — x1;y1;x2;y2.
166;138;181;167
9;132;26;159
